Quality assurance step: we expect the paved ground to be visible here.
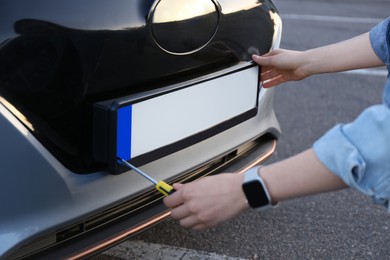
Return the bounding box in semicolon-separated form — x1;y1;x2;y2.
97;0;390;259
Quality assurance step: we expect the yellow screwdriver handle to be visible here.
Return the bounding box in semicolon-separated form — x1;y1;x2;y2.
156;180;176;196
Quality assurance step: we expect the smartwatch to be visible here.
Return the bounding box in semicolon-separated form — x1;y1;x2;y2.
242;166;273;211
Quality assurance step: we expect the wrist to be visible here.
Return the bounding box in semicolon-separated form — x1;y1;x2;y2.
237;173;251;210
299;50;316;78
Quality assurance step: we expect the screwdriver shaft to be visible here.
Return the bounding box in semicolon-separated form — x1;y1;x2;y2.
119;158;158;185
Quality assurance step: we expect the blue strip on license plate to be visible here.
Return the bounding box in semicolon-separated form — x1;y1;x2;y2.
116;105;132;160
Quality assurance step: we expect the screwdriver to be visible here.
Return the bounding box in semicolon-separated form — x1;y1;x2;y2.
118;158;175;196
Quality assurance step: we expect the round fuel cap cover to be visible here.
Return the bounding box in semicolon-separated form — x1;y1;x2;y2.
150;0;219;55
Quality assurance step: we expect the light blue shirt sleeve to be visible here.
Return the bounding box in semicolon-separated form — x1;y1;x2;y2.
313;17;390;211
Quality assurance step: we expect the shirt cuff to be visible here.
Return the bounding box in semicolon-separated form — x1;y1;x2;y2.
313;105;390;211
313;124;367;194
369;17;390;66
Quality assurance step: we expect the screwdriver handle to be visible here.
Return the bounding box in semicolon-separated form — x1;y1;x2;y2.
156;180;176;196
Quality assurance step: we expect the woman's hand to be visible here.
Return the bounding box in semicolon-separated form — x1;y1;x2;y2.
252;49;308;88
252;32;383;89
163;173;249;230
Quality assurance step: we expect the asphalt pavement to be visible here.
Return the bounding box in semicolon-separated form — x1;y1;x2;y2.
99;0;390;259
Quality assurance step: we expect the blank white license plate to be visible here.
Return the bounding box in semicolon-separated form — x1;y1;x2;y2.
116;66;259;163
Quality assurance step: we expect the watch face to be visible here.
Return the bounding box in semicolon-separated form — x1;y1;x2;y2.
243;180;270;208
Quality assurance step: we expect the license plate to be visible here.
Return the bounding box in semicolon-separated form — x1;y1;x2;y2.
94;65;259;173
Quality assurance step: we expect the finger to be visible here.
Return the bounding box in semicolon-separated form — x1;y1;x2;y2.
252;54;273;66
172;183;184;190
261;49;285;57
260;65;275;76
179;215;201;229
192;224;208;231
260;67;280;80
170;204;191;220
163;187;184;208
252;49;282;61
262;75;285;88
182;219;216;231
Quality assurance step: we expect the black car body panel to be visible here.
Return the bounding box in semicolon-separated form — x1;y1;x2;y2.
0;0;277;172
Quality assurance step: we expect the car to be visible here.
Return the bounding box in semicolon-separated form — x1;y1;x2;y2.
0;0;282;258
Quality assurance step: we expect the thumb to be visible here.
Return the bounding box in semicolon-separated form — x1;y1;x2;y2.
172;183;184;190
252;54;272;66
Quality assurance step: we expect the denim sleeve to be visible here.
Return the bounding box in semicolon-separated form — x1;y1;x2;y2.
313;105;390;211
313;17;390;211
369;17;390;68
371;17;390;108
